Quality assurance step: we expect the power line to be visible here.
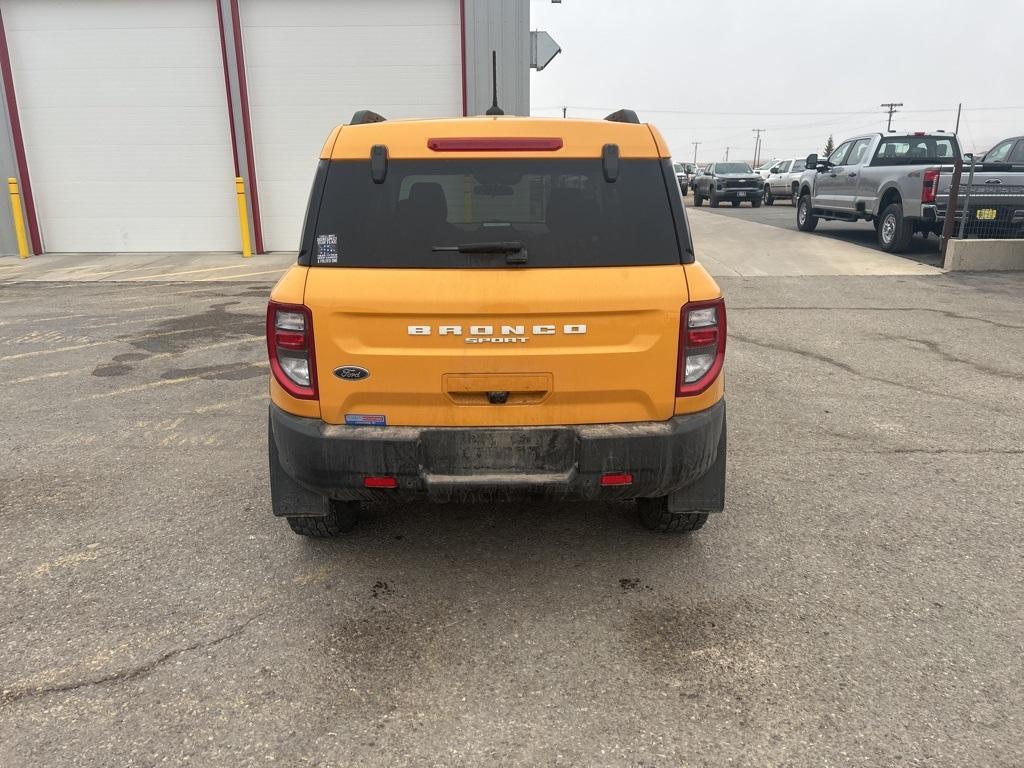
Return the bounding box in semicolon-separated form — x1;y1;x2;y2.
531;104;1024;117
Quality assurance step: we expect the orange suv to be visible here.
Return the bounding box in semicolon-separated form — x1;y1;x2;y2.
267;109;726;536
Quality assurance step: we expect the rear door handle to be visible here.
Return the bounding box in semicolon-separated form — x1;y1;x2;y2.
848;172;858;177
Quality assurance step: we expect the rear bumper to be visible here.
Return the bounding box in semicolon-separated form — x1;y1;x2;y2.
269;400;725;505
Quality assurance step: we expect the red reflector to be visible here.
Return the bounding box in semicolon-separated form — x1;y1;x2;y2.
687;327;718;347
600;472;633;487
427;137;563;152
275;331;306;349
363;476;397;489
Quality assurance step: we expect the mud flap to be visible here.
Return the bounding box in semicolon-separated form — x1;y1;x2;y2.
666;414;726;513
269;414;329;517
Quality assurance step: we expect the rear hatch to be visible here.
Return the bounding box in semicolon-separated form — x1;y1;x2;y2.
304;149;691;427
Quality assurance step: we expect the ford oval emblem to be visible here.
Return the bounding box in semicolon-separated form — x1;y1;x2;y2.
333;365;370;381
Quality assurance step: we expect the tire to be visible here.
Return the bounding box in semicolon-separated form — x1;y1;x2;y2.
693;190;703;207
286;499;360;537
763;185;775;206
877;202;914;253
750;197;762;208
709;189;720;208
797;193;818;232
637;497;709;533
791;183;799;204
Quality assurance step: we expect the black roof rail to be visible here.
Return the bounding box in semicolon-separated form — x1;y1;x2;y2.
604;109;641;125
350;110;387;125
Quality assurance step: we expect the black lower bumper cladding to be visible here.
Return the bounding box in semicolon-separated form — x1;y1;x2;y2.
269;400;725;509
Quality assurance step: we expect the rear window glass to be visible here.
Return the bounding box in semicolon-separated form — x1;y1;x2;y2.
873;136;958;165
310;159;683;268
790;159;806;172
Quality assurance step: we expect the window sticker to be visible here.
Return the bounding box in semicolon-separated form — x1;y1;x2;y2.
315;233;339;265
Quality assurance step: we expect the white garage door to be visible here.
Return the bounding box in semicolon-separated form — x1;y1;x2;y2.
4;0;238;252
240;0;462;251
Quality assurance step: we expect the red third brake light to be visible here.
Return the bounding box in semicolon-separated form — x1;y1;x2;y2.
266;301;317;400
922;169;940;204
427;137;563;152
678;298;727;397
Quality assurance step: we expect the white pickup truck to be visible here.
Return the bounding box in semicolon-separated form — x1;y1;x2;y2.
795;132;1024;252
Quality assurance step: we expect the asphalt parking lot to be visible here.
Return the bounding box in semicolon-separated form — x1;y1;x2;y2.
1;270;1022;766
693;196;944;267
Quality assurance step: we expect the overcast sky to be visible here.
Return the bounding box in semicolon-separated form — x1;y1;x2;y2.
529;0;1023;163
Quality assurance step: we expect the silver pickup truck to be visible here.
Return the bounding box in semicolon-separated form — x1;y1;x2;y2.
795;132;1024;252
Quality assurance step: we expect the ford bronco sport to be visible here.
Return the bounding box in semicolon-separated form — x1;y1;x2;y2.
267;109;727;536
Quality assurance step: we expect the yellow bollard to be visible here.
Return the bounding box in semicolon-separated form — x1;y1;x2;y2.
235;177;253;258
7;177;29;258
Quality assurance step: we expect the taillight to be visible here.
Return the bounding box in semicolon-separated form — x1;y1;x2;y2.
678;298;726;396
922;169;939;204
267;301;317;399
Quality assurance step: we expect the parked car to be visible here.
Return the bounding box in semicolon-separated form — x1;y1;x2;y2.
685;163;700;189
754;159;781;180
795;131;1024;251
692;162;763;208
672;162;689;195
762;158;807;205
267;108;727;537
977;135;1024;165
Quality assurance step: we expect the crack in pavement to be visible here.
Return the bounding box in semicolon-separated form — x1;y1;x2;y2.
730;333;1017;416
0;616;260;707
876;334;1023;382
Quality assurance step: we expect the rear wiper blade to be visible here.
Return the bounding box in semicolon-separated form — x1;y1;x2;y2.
432;241;527;264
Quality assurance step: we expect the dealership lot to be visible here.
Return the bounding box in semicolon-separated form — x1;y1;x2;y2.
1;245;1022;765
696;201;944;266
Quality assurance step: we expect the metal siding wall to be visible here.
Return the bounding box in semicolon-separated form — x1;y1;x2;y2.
240;0;462;252
2;0;238;252
464;0;529;117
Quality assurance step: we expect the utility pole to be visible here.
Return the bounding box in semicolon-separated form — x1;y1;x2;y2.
724;147;730;160
692;141;701;164
752;129;765;167
562;106;567;118
880;102;903;132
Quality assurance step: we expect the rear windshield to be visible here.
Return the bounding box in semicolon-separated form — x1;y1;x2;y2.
309;159;683;268
872;136;959;165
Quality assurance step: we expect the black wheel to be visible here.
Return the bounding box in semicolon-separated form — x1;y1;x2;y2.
637;497;709;533
797;193;818;232
877;202;914;253
763;185;775;206
750;197;762;208
286;500;360;537
709;189;720;208
790;183;799;204
693;190;704;207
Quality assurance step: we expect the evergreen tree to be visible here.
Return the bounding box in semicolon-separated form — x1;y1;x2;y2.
824;134;835;156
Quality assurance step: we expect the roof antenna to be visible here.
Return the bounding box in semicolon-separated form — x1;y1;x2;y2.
485;50;504;116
